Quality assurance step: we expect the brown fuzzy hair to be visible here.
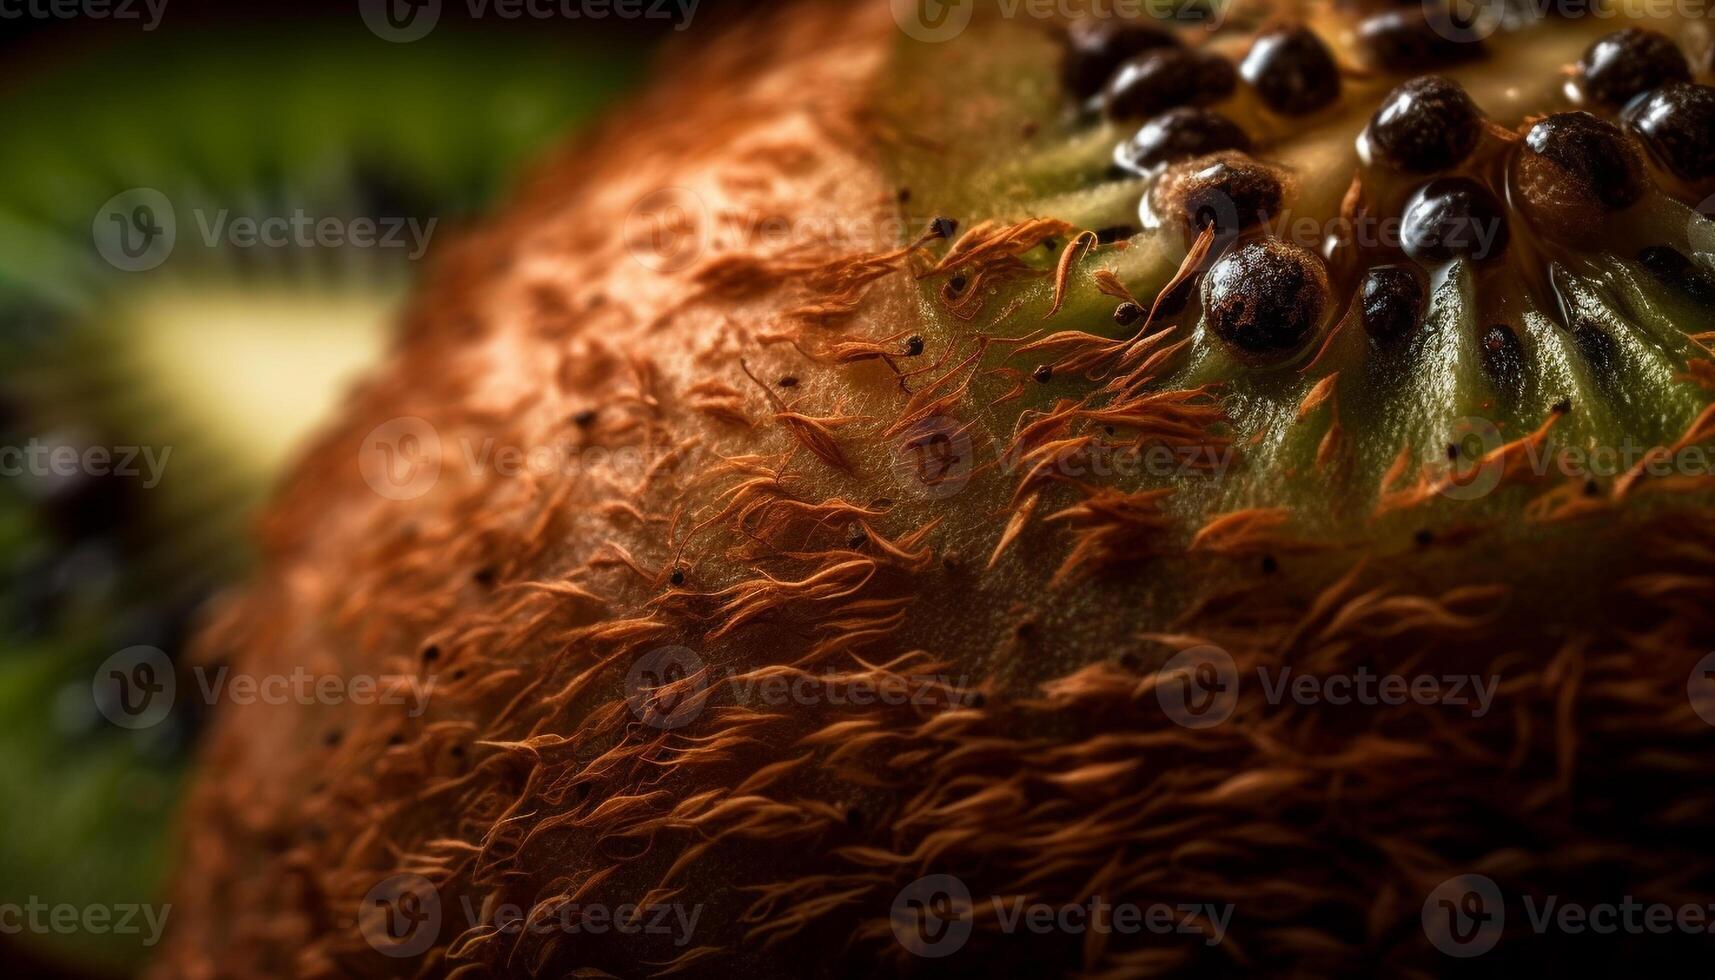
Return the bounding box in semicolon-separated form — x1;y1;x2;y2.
154;3;1715;977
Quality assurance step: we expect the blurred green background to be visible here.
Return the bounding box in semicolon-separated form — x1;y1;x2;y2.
0;2;733;973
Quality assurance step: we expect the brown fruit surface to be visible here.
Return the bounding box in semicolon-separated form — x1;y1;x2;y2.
155;3;1715;977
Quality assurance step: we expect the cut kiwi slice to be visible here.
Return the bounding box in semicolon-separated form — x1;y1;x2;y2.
0;29;637;976
877;1;1715;547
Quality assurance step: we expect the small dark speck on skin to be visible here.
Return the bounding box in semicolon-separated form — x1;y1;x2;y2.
451;745;467;760
422;645;441;663
669;567;686;586
388;733;405;746
930;216;959;239
777;375;798;388
451;669;467;682
1414;529;1434;547
323;730;343;748
941;552;962;571
1104;425;1117;436
1015;620;1039;639
1553;397;1572;414
897;187;912;204
1042;237;1058;252
473;566;497;587
967;691;988;709
1446;443;1460;460
1260;554;1279;574
1584;478;1601;497
572;409;598;428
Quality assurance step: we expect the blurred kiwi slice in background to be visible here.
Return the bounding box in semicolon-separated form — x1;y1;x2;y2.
0;27;636;975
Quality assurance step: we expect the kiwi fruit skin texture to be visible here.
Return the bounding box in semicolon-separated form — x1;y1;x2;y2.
154;3;1715;978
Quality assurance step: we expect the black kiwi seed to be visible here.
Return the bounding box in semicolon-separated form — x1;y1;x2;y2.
1479;323;1526;391
1032;364;1053;383
930;217;959;239
1061;18;1181;100
1155;153;1283;237
1357;7;1487;72
1113;107;1252;176
903;335;925;356
1104;48;1237;120
1637;245;1715;306
1365;76;1482;174
1202;240;1329;362
1359;266;1425;343
1577;28;1690;109
1401;177;1509;263
1113;301;1144;326
1240;25;1341;116
1523;111;1648;211
1623;83;1715;184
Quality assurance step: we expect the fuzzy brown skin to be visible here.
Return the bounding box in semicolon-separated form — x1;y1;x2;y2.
156;4;1715;977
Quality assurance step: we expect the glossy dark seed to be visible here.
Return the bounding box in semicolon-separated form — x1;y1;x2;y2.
1523;111;1647;210
1359;266;1425;342
1156;153;1283;236
1241;25;1341;116
1358;7;1487;72
904;335;925;356
1113;301;1144;325
1032;364;1053;383
1365;76;1482;173
777;375;798;388
1401;177;1509;263
1623;83;1715;183
1105;48;1237;120
1113;107;1251;175
1479;323;1525;391
1062;18;1181;99
1637;245;1715;306
1577;28;1690;109
930;217;958;239
1203;241;1329;361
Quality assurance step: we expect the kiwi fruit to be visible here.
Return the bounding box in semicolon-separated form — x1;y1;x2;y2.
0;28;634;976
156;2;1715;976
